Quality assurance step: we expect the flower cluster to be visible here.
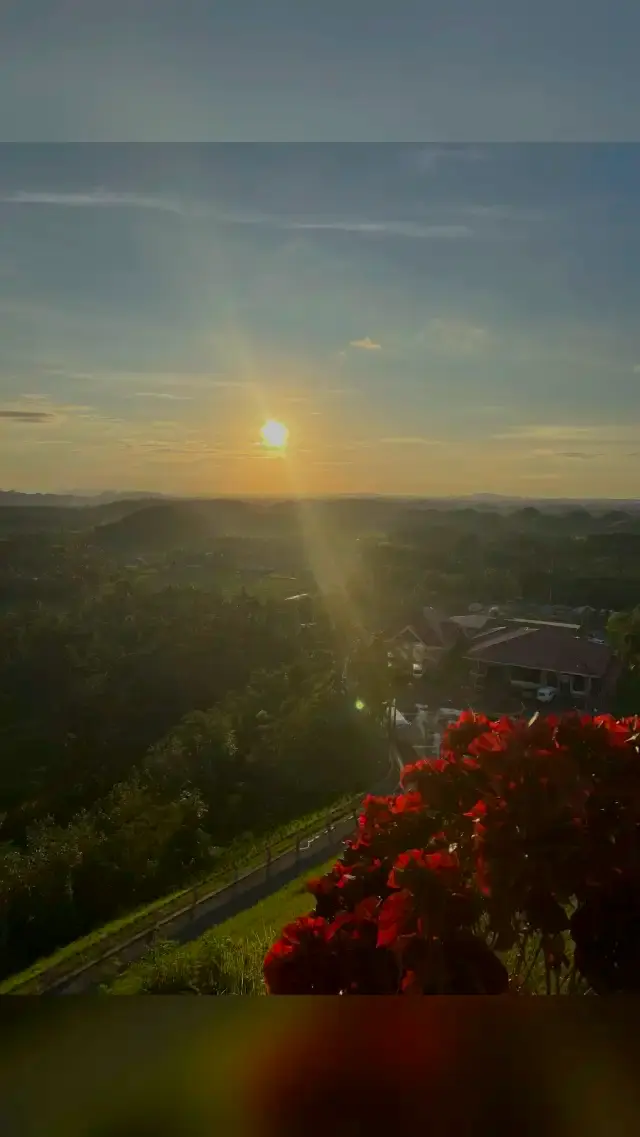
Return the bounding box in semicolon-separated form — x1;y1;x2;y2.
264;711;640;994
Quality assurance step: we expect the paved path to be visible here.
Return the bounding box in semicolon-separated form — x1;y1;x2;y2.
56;820;357;993
54;761;400;994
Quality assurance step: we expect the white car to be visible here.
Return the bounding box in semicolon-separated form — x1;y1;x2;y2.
536;686;557;704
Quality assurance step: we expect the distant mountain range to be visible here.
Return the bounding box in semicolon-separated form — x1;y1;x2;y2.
1;490;639;513
0;491;166;508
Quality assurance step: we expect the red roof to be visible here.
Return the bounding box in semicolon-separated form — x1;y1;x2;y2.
466;625;613;679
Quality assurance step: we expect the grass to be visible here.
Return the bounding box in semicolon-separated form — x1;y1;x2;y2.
106;880;585;996
0;795;360;995
105;856;338;995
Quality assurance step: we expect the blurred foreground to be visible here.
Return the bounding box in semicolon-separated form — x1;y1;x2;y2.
1;1001;640;1137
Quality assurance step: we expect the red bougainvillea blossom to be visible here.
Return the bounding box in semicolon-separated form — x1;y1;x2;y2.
264;711;640;995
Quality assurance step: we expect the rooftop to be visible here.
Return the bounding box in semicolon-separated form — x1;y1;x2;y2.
466;624;613;679
390;606;459;650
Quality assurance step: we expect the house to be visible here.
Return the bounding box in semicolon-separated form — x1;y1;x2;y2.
388;606;460;670
465;622;615;702
449;612;500;639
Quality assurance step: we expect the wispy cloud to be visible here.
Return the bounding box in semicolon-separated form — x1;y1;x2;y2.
411;146;487;172
378;436;443;446
219;208;472;240
0;409;55;422
349;337;381;351
558;450;602;460
519;472;561;482
0;192;476;242
127;392;193;401
493;425;599;442
422;318;491;356
493;423;640;451
0;190;187;214
285;220;471;240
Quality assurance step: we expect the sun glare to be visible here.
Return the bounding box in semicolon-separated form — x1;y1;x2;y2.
260;419;289;449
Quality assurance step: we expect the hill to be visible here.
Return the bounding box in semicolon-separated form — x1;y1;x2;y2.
0;498;164;537
90;501;217;553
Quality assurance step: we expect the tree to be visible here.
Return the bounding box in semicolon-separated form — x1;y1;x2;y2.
349;633;393;724
607;607;640;670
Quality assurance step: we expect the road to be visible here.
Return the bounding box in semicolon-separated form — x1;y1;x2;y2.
54;817;359;993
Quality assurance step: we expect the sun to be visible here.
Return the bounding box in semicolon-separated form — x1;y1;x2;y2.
260;419;289;449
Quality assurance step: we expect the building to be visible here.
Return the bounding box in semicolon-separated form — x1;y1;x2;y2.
388;606;460;670
465;622;616;702
449;612;500;639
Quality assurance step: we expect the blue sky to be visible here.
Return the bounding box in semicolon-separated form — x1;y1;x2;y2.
2;143;640;497
2;2;640;142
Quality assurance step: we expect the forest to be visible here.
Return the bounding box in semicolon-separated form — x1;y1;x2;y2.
1;493;639;979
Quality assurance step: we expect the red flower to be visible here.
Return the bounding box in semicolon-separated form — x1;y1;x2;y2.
469;731;507;756
464;799;487;821
424;850;460;873
377;889;413;948
266;712;640;996
401;757;447;786
391;791;424;815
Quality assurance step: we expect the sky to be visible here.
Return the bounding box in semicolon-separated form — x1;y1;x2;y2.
2;1;640;142
2;143;640;498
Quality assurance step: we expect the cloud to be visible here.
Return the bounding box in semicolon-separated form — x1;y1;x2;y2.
0;193;475;242
286;219;470;240
411;146;487;172
519;472;561;482
219;208;472;241
127;392;193;401
0;190;187;215
492;425;599;442
558;451;602;460
349;337;381;351
378;436;442;446
0;409;55;422
423;318;491;356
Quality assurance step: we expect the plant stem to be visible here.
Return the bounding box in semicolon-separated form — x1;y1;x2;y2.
520;938;543;992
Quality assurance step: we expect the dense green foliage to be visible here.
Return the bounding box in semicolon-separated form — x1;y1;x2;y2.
0;523;384;978
353;506;640;624
1;493;639;983
0;651;381;978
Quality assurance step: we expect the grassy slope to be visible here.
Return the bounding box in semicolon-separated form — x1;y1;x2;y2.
106;856;337;994
0;797;358;994
107;870;576;996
